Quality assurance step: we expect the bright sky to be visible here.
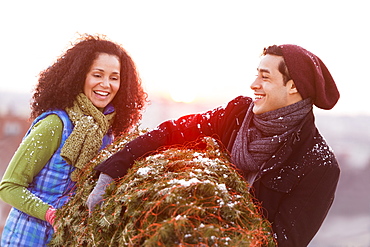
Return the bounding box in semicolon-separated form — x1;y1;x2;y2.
0;0;369;115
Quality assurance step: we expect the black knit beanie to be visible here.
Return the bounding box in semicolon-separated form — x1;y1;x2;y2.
279;44;340;110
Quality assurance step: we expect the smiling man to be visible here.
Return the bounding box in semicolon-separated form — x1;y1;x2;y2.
252;52;302;115
87;44;340;246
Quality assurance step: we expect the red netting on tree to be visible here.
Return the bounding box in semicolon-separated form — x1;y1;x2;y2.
50;132;276;247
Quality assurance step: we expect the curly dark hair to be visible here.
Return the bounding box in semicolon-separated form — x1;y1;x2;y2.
262;45;292;85
31;34;147;135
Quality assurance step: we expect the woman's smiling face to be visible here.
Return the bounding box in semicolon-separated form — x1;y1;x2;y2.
84;53;121;109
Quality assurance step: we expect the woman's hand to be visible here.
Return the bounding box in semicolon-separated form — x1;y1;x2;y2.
86;173;114;213
45;207;57;231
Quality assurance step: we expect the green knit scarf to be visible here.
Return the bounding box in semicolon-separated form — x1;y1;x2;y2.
61;93;116;181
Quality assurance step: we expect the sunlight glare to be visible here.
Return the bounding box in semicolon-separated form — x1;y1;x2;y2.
169;87;196;103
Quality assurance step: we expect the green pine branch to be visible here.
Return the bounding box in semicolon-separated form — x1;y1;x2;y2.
50;131;275;247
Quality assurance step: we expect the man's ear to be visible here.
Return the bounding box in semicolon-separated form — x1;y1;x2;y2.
288;80;299;94
287;80;303;102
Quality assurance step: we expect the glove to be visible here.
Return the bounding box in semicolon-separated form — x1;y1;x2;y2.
95;148;136;179
87;173;114;213
45;207;57;231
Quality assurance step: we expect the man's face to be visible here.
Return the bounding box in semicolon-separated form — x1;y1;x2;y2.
250;54;296;115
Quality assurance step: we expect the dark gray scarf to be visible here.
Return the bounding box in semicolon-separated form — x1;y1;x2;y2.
231;98;312;186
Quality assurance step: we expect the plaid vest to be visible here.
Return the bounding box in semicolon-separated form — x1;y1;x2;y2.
1;110;113;246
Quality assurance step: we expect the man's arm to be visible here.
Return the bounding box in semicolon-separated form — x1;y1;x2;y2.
95;103;231;179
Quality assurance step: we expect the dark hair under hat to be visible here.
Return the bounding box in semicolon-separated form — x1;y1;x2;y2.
279;44;340;110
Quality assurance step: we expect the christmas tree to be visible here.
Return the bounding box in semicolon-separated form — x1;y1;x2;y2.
49;130;276;246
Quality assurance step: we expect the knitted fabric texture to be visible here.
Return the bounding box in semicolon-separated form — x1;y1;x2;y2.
279;44;339;110
231;98;312;185
61;93;115;181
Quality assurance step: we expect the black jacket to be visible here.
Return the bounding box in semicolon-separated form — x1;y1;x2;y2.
97;96;340;246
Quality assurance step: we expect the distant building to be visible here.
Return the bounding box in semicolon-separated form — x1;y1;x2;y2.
0;114;30;174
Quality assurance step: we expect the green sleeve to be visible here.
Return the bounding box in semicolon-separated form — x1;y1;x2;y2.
0;114;63;220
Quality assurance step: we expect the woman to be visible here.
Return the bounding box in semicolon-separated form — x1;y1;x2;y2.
0;34;146;246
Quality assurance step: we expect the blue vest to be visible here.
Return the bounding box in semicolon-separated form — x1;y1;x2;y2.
1;109;113;247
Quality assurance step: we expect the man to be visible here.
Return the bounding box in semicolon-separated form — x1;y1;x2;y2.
87;44;340;246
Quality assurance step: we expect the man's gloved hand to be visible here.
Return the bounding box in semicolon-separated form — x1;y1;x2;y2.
95;148;136;179
87;173;114;213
